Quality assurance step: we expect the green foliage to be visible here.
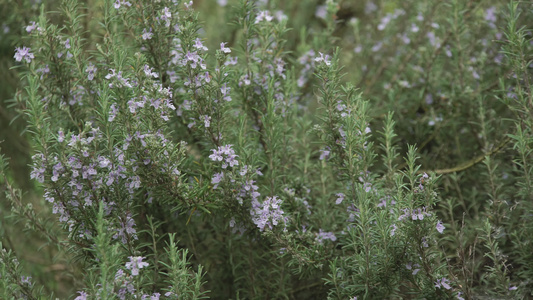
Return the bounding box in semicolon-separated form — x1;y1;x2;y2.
0;0;532;299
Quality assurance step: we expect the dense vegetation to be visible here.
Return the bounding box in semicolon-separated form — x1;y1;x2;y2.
1;0;532;299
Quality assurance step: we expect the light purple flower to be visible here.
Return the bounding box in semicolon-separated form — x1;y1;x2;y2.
319;148;330;160
436;220;445;233
314;52;331;66
14;46;34;63
26;21;38;33
316;229;336;243
315;5;327;19
406;262;421;275
114;0;132;9
335;193;345;204
194;38;208;51
203;115;211;128
220;42;231;53
390;224;397;236
142;28;153;40
255;10;273;23
160;7;172;27
125;256;149;276
74;291;88;300
435;277;451;290
212;172;224;189
85;63;97;81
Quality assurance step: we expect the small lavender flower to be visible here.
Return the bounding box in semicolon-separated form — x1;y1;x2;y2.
220;42;231;53
390;224;397;236
125;256;149;276
406;262;421;275
436;220;445;233
194;38;208;51
335;193;345;204
212;172;224;189
316;229;337;243
142;28;153;40
25;21;38;33
319;147;330;160
74;291;88;300
160;7;172;27
14;46;34;63
203;115;211;127
315;5;327;19
108;103;118;122
435;277;452;290
85;63;97;81
20;276;32;285
314;52;331;66
221;83;232;101
114;0;132;9
255;11;273;23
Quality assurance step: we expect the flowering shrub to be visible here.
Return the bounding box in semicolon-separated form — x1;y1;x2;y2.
1;0;532;299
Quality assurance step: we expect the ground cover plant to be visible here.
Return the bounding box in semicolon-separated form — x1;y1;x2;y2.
1;0;532;299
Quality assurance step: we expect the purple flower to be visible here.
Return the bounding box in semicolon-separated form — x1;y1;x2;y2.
85;63;97;81
436;220;445;233
143;65;159;78
14;46;34;63
203;115;211;128
26;21;39;33
314;52;331;66
109;103;118;122
435;277;451;290
390;224;397;236
160;7;172;27
485;7;497;24
142;28;153;40
74;291;88;300
406;262;421;275
316;229;336;243
209;145;239;168
319;147;330;160
211;172;224;189
114;0;132;9
255;11;273;23
20;276;32;285
221;83;231;101
220;42;231;53
113;213;138;243
315;5;327;19
194;38;208;51
125;256;149;276
251;196;287;231
335;193;345;204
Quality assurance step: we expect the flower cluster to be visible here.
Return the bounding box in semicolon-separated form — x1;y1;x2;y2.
209;145;238;169
14;46;34;63
251;196;287;231
398;207;432;221
316;229;337;243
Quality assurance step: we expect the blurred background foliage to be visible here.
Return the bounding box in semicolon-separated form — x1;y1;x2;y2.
1;0;530;298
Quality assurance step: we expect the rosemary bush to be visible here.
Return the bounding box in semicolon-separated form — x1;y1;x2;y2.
1;0;532;299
